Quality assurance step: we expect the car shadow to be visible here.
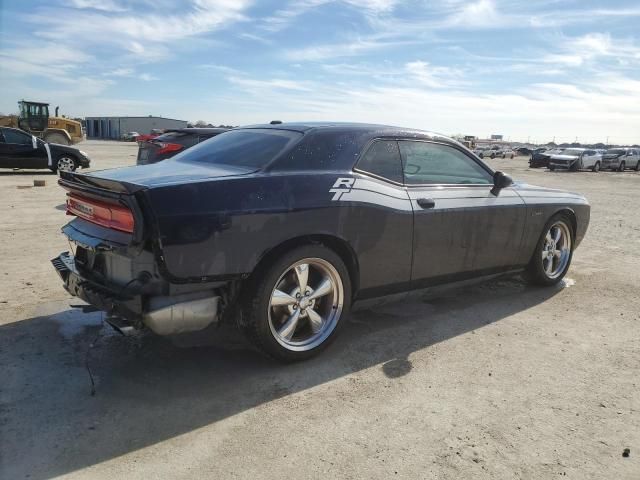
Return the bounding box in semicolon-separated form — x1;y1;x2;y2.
0;170;56;175
1;275;563;479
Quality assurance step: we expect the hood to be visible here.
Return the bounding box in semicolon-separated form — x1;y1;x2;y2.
66;159;257;193
48;143;88;157
512;182;587;202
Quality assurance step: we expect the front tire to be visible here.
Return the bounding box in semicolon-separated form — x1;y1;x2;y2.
618;161;625;172
55;155;77;173
524;214;573;286
240;245;351;362
635;161;640;171
592;161;600;172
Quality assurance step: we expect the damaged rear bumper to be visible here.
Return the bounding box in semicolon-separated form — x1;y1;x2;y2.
52;252;221;335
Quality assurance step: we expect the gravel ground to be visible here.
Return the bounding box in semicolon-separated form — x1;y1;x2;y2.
1;140;638;479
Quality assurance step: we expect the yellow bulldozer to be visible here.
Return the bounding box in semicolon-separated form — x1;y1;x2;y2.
0;100;83;145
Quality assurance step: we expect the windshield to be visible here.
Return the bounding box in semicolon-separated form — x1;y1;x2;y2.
172;129;302;168
606;149;625;155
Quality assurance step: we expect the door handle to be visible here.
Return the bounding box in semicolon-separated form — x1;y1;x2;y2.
417;198;436;209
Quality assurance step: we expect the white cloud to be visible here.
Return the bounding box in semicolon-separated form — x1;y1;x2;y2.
262;0;400;32
65;0;127;12
29;0;252;53
284;37;416;61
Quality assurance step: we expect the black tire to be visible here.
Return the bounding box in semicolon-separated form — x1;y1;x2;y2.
239;244;352;362
53;155;78;174
479;153;484;159
618;161;625;172
592;161;600;172
635;161;640;172
523;214;574;286
490;153;496;159
569;159;581;172
549;165;555;171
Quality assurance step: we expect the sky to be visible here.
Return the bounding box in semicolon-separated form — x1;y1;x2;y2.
1;0;640;143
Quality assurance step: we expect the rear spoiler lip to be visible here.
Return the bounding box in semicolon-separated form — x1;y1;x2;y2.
59;170;147;194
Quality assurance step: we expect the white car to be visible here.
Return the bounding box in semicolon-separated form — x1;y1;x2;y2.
500;147;515;159
601;148;640;171
121;131;140;142
549;148;602;172
473;147;495;159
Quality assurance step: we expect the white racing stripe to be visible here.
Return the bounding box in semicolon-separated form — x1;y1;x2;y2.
44;142;52;167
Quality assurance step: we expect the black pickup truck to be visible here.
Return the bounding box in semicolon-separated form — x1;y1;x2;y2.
53;123;590;361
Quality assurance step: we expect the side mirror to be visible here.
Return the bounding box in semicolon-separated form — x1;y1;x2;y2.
490;171;513;196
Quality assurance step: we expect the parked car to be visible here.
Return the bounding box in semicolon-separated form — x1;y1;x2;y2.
0;126;90;173
136;127;229;165
121;132;140;142
52;122;590;361
549;148;602;172
473;147;496;159
135;129;165;145
529;148;563;168
500;147;515;159
601;148;640;171
516;147;534;156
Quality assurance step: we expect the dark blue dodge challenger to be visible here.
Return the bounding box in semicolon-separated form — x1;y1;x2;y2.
53;123;590;361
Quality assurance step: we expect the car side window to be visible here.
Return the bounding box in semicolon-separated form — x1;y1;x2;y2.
398;141;493;185
3;129;32;145
356;140;403;183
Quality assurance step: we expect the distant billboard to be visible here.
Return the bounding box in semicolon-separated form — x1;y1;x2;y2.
491;134;503;140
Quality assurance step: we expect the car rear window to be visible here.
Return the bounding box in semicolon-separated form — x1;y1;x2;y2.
272;130;363;171
173;129;302;168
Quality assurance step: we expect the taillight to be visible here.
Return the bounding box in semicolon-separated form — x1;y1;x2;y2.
155;142;183;155
66;194;135;233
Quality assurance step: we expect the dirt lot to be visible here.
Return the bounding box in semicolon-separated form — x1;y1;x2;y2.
1;141;638;479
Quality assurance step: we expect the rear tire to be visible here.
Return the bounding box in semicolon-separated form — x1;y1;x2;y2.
239;244;352;362
635;161;640;171
592;161;600;172
524;214;574;286
618;161;625;172
44;132;70;146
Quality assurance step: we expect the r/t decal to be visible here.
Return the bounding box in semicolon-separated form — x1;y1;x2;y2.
329;177;355;200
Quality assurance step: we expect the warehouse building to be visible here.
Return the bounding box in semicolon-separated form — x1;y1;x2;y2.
85;115;188;139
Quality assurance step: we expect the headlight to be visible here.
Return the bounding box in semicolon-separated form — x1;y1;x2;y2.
79;150;88;157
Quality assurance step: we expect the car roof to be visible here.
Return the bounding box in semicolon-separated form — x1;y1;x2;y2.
236;122;458;144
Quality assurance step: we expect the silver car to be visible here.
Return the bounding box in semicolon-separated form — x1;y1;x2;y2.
549;148;602;172
601;148;640;171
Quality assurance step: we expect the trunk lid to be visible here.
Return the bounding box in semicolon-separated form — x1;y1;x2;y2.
61;159;257;193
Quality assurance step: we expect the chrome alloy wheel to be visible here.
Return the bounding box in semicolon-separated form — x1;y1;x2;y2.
268;258;344;351
541;222;572;279
57;156;75;172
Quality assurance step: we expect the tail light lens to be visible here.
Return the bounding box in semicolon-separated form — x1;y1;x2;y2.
66;194;135;233
154;142;183;155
